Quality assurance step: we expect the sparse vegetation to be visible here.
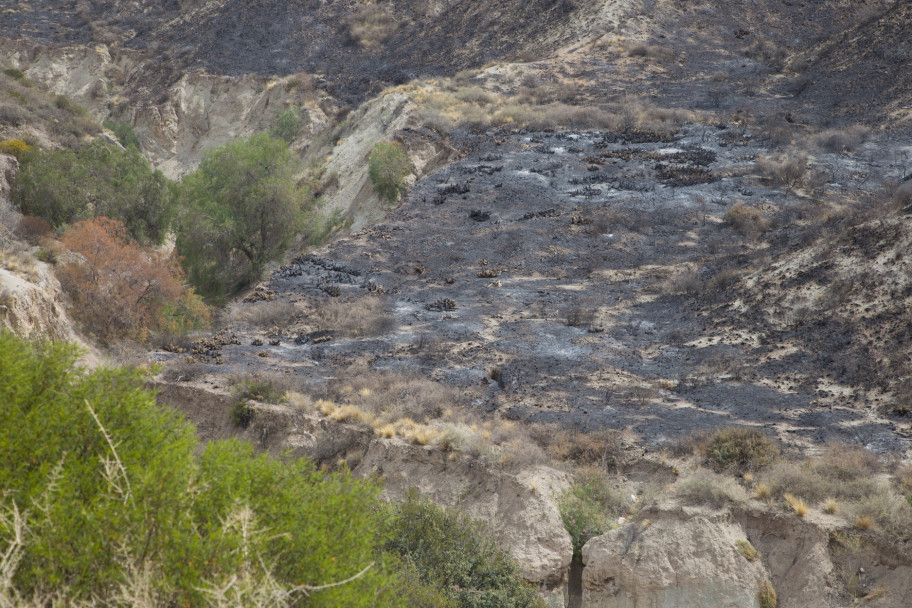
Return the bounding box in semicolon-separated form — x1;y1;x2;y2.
312;295;395;337
810;126;870;153
676;470;748;508
559;471;621;559
368;141;412;202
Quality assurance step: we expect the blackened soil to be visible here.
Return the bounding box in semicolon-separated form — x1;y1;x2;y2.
179;124;910;452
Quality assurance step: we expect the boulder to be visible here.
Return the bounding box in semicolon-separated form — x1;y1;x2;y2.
582;509;770;608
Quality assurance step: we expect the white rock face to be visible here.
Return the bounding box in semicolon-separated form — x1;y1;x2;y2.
582;510;769;608
355;437;574;586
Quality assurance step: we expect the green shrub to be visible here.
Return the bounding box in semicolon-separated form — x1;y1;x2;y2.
11;140;172;244
54;94;89;117
758;579;777;608
2;67;27;81
385;491;545;608
558;472;620;559
174;133;309;300
0;329;413;607
269;107;305;143
705;427;779;473
368;141;412;202
102;118;141;149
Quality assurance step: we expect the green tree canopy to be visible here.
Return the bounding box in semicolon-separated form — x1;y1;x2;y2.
175;133;308;300
11;140;172;244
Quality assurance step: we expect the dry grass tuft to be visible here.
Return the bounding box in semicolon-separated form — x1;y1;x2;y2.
854;514;875;530
753;482;772;500
784;493;809;516
724;203;770;240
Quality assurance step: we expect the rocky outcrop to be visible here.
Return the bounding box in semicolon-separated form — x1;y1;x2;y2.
356;437;574;590
582;508;770;608
319;91;458;231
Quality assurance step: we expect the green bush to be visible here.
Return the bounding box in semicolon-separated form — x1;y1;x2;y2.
558;472;619;559
705;427;779;473
174;134;309;300
368;141;412;202
11;140;172;244
385;491;545;608
0;330;413;607
102;118;141;149
269;107;305;143
2;67;27;81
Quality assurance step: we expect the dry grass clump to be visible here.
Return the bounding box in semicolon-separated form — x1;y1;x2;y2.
755;153;808;191
824;497;839;514
231;300;298;328
626;42;677;63
393;80;693;133
784;492;809;516
531;426;624;470
661;267;702;295
676;470;748;508
810;126;870;153
0;244;38;279
328;364;454;421
312;295;396;337
724;203;770;240
703;427;779;473
753;482;772;500
159;358;207;383
854;514;875;530
345;3;398;49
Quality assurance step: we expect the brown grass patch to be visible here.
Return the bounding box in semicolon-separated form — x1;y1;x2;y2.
312;295;396;337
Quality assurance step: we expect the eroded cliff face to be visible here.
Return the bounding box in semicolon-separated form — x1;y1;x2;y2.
0;41;339;178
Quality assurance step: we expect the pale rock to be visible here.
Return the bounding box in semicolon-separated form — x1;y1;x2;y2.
582;510;769;608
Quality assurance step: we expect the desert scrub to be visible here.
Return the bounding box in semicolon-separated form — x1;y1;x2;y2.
559;471;621;559
385;491;546;608
0;329;421;607
369;141;412;202
677;470;748;508
704;427;779;473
